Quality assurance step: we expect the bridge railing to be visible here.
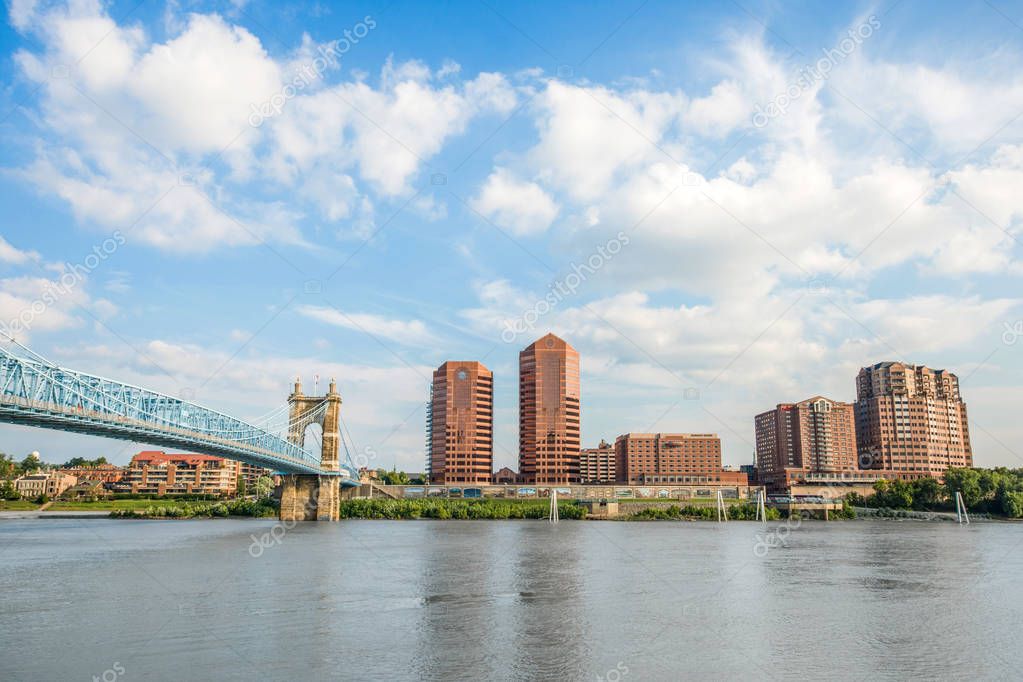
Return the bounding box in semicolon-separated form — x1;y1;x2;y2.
0;350;353;476
0;393;319;469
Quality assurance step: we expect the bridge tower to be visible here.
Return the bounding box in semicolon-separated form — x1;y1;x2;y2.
279;377;342;521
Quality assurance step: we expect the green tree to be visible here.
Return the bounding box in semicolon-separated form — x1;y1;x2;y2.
379;469;410;485
0;479;20;500
911;477;943;510
20;453;42;473
254;476;274;499
945;468;983;508
869;479;913;509
999;490;1023;518
888;480;914;508
0;453;15;479
236;475;247;497
61;456;108;468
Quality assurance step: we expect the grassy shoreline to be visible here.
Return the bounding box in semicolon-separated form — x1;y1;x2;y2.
0;500;42;510
4;496;868;522
339;498;587;520
110;498;277;518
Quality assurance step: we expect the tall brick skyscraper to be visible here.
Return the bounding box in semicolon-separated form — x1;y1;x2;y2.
754;396;857;490
427;361;493;484
519;333;580;484
854;362;972;475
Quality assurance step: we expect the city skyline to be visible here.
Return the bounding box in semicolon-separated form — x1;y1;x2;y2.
0;322;996;476
3;3;1022;680
1;0;1021;474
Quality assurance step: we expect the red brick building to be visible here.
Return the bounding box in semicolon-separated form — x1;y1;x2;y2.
614;433;745;485
754;396;858;491
580;440;615;483
55;463;125;484
493;466;518;484
123;451;237;496
519;334;581;484
855;362;972;475
428;361;494;484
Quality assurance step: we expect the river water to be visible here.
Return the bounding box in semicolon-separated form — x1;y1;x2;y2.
0;518;1020;681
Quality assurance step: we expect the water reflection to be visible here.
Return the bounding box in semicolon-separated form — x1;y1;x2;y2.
508;523;589;679
0;519;1021;680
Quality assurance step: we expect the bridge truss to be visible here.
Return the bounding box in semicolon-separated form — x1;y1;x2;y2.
0;338;357;480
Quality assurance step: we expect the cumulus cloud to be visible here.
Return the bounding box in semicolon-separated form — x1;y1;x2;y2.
11;1;519;250
263;57;517;202
469;167;559;235
44;339;432;469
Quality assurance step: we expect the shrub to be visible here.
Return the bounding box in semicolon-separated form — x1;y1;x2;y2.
338;498;585;520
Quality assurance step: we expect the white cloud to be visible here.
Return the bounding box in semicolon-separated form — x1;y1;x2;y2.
0;273;108;336
469;167;559;235
12;2;518;252
128;14;281;153
527;80;683;202
829;52;1023;155
264;59;518;198
44;339;432;470
296;304;435;345
0;237;38;265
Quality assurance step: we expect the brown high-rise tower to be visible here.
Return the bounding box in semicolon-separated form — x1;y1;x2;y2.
854;362;972;475
754;396;857;491
427;361;493;485
518;333;580;484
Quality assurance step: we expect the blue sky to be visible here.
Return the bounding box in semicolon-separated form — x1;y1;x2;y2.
1;0;1022;471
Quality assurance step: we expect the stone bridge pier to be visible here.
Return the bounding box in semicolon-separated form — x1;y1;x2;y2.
278;377;342;522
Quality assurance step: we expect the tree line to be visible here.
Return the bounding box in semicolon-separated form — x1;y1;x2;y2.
853;468;1023;517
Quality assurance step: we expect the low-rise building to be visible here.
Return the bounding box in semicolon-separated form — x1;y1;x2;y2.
615;433;728;484
493;466;518;484
55;463;125;484
580;440;616;483
61;479;110;499
14;471;77;498
121;451;237;496
235;462;273;491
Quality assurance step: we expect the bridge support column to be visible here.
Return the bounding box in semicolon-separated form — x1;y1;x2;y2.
281;376;344;521
279;475;339;522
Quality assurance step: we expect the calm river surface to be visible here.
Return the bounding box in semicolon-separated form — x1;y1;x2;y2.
1;518;1021;680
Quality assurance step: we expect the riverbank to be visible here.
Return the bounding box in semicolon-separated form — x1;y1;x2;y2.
0;510;111;519
3;497;1005;522
338;498;846;521
111;498;277;518
339;498;588;519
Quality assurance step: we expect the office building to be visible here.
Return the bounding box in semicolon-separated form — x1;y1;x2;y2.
428;361;494;484
519;333;581;484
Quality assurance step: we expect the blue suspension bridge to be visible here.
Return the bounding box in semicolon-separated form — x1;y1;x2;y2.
0;335;359;483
